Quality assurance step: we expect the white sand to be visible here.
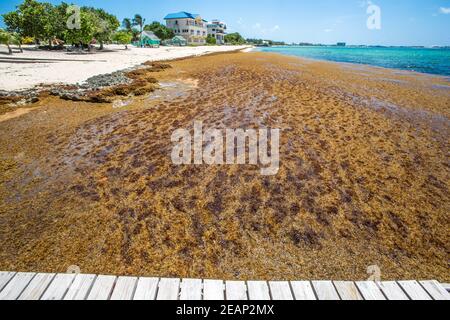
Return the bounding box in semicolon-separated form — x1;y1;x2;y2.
0;44;250;91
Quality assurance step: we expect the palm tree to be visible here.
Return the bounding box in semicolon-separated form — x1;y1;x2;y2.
132;14;145;46
0;29;14;55
122;18;132;32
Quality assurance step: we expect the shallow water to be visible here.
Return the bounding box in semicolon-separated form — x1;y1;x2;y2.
258;46;450;76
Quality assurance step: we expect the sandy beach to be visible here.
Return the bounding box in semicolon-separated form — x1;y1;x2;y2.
0;51;449;281
0;44;250;91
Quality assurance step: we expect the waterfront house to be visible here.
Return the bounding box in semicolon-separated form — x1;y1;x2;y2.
207;20;227;44
164;11;208;45
135;31;161;48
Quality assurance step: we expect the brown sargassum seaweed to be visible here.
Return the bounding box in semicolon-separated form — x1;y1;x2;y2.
0;52;448;281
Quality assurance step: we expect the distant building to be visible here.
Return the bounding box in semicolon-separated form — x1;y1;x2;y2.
164;11;208;45
337;42;346;47
207;20;227;44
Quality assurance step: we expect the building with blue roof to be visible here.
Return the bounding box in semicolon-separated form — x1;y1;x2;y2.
164;11;208;45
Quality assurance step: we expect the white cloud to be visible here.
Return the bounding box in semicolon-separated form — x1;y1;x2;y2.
252;23;262;30
324;29;333;33
440;7;450;14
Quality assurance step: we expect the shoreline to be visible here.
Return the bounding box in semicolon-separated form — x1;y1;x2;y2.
0;44;252;92
0;45;252;111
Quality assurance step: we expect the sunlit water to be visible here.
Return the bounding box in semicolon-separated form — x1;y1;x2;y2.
257;46;450;76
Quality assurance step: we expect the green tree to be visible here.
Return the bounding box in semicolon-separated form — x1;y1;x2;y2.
3;0;69;48
206;34;217;45
143;21;174;40
132;14;145;33
0;29;20;55
41;2;64;47
2;11;24;52
113;30;132;49
16;0;47;44
123;18;141;41
64;9;100;49
85;7;120;50
132;14;145;44
224;32;246;45
122;18;132;32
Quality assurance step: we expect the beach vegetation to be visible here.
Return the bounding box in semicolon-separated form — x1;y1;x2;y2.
143;22;174;41
206;35;217;45
21;36;35;45
0;29;20;55
224;32;246;45
64;8;100;50
122;17;143;42
113;30;133;50
85;7;120;50
132;14;145;43
2;0;121;52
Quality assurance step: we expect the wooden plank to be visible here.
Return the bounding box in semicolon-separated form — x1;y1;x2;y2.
247;281;271;300
110;276;138;300
268;281;294;300
18;273;55;300
398;281;432;300
290;281;316;300
180;279;203;300
0;272;35;300
0;272;16;292
156;278;180;300
378;281;409;300
355;281;386;300
333;281;363;300
133;277;159;300
312;281;340;300
64;274;96;300
86;275;117;300
41;273;76;300
420;281;450;300
204;280;225;300
225;281;247;300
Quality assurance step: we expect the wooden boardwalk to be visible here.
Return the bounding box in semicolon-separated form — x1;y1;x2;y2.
0;271;448;300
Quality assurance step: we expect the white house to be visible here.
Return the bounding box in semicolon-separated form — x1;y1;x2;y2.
164;12;208;45
207;20;227;44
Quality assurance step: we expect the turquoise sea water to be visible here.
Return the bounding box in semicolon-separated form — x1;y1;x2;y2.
257;46;450;76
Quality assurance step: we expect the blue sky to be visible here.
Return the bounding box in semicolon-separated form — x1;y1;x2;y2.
1;0;449;46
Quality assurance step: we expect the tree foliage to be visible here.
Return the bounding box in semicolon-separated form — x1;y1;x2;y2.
224;32;246;45
0;28;20;54
2;0;121;50
132;14;145;33
85;7;120;49
113;30;132;49
143;21;174;40
206;34;217;45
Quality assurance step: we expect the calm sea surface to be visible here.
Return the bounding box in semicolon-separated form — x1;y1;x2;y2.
257;46;450;76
